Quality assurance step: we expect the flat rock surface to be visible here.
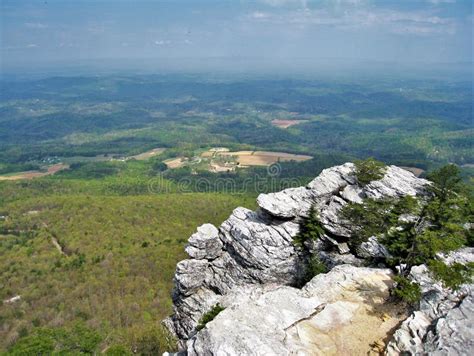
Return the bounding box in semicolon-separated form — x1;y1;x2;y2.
186;265;404;356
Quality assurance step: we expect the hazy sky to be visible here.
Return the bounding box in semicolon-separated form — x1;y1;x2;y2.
1;0;472;73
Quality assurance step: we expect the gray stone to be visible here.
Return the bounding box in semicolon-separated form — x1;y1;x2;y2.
439;247;474;265
257;164;429;241
256;187;315;219
357;236;391;259
426;292;474;355
318;250;365;269
340;184;365;203
168;207;304;340
306;163;356;194
256;163;356;219
364;165;429;200
185;224;222;260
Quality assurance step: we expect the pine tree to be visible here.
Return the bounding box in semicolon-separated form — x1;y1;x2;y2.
294;204;325;245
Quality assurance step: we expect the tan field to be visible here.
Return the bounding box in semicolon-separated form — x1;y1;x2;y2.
200;151;214;158
164;157;187;169
219;151;312;166
201;147;230;158
0;163;69;181
128;148;166;160
271;119;308;129
209;163;235;173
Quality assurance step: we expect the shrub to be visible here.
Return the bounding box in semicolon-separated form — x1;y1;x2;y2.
392;276;421;305
428;260;474;291
196;304;225;331
151;161;168;173
427;164;462;203
293;205;325;245
354;158;386;186
67;253;86;269
300;255;328;286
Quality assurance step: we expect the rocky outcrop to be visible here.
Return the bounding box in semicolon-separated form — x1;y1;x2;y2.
166;163;430;343
168;208;303;339
165;163;474;355
386;247;474;355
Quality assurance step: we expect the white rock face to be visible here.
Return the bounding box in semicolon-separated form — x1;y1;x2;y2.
364;165;429;199
169;208;304;339
386;247;474;356
357;236;391;259
257;164;429;219
186;265;397;356
426;292;474;355
166;163;431;343
185;224;222;260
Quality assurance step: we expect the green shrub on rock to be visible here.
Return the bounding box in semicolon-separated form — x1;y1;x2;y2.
354;158;386;186
428;260;474;291
196;304;225;331
392;276;422;306
293;205;325;246
300;255;328;286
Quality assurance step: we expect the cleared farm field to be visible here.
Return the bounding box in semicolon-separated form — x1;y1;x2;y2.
219;151;312;166
164;157;187;169
0;163;69;181
128;148;166;160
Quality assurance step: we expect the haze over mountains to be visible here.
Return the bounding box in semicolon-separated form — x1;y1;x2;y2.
2;0;472;75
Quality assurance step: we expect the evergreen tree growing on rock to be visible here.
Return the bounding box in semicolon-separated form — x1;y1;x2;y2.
354;158;386;186
294;204;325;245
343;163;473;302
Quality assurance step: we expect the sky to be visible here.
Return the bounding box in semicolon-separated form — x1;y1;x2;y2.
1;0;472;74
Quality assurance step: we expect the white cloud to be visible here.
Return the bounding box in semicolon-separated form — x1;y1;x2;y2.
26;44;39;48
154;40;172;46
24;22;48;29
250;11;271;19
246;7;457;36
259;0;306;7
426;0;456;4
